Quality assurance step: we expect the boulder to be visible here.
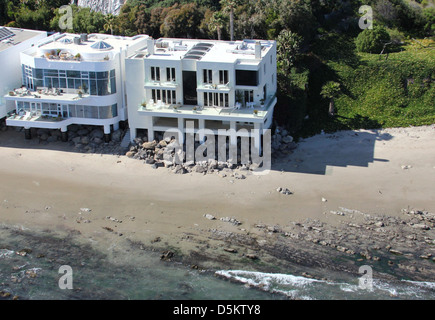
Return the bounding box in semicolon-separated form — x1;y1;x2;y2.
77;129;89;136
142;140;157;150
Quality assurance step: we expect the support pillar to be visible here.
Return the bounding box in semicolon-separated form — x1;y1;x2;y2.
198;119;205;143
228;121;237;164
253;122;262;155
61;127;68;142
177;118;185;145
24;127;31;140
104;124;111;143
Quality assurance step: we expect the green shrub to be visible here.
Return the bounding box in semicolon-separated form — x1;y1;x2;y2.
355;25;391;53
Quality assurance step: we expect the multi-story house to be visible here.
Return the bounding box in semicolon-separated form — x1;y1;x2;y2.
0;27;47;120
125;38;277;153
4;32;149;141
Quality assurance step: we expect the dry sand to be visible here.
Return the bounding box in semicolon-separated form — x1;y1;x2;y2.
0;125;434;271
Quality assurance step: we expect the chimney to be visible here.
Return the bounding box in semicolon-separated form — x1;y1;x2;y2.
255;41;261;59
147;39;155;55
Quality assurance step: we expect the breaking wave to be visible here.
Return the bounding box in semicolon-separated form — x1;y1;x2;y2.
215;270;435;300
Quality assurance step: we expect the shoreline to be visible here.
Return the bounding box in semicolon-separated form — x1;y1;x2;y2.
0;125;434;298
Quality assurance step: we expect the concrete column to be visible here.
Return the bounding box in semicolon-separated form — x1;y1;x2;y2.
61;127;68;142
177;118;185;145
229;121;237;146
130;128;136;142
147;129;154;142
24;127;31;140
104;124;111;143
113;122;120;131
198;119;205;142
253;122;262;155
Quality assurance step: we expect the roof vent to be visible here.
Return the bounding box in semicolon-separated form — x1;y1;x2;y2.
73;37;81;45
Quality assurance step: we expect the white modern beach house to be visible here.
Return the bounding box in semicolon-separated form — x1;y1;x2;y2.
3;32;149;141
0;27;47;120
125;38;277;152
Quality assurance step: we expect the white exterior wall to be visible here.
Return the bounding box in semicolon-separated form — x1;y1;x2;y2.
0;30;47;119
5;33;149;132
125;39;277;143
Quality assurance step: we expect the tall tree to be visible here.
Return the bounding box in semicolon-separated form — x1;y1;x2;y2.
209;11;227;40
104;13;116;35
220;0;243;41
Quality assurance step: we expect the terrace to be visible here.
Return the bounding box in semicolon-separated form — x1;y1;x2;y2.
137;94;277;122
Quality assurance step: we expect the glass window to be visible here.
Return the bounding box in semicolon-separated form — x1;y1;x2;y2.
110;77;116;94
96;71;109;79
203;69;212;84
166;67;175;82
34;69;43;79
59;78;66;88
67;70;80;78
84;106;98;119
219;70;228;84
112;104;118;117
69;105;77;118
97;79;108;95
45;69;58;77
90;80;97;95
236;70;258;86
151;67;160;81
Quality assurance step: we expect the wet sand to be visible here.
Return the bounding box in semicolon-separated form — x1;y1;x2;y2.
0;125;434;283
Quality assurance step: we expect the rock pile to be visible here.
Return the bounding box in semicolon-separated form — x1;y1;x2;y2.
272;126;297;156
24;125;127;154
126;136;266;175
126;126;296;175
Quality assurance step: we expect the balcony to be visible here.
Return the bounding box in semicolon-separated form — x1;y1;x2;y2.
197;83;231;92
137;94;277;122
5;87;89;103
144;80;179;89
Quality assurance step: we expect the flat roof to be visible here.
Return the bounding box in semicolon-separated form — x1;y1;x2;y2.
24;33;149;61
130;38;275;63
0;27;46;52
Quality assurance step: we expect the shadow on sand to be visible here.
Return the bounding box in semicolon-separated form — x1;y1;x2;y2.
272;129;393;175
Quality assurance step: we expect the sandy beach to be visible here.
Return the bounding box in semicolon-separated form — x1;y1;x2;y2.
0;124;434;290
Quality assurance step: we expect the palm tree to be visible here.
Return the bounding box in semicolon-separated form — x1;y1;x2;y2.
209;11;227;40
104;13;116;35
220;0;242;41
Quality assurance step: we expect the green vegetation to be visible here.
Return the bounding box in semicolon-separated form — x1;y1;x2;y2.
1;0;433;138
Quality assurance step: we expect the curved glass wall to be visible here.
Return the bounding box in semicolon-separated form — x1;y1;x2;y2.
22;66;116;96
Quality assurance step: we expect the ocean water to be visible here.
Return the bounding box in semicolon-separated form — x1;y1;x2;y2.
0;227;434;300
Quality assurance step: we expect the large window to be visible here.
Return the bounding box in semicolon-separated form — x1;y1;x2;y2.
219;70;229;85
68;104;118;119
166;67;176;82
21;66;116;96
236;70;258;86
151;67;160;81
151;89;176;104
203;69;213;84
203;92;228;107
